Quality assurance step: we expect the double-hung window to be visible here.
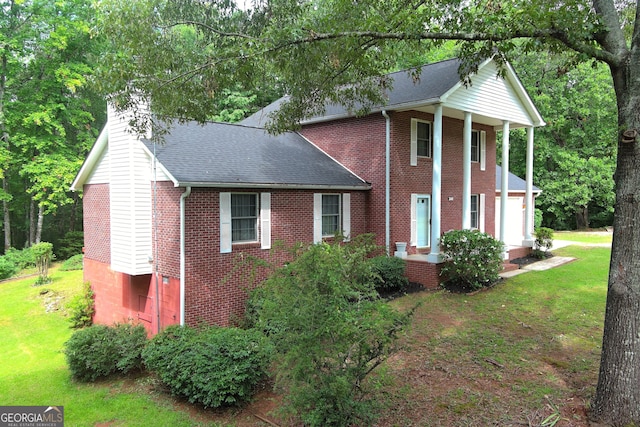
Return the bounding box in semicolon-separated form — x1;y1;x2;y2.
471;130;480;162
321;194;341;236
470;194;479;229
313;193;351;243
220;192;271;253
410;119;433;166
231;193;258;243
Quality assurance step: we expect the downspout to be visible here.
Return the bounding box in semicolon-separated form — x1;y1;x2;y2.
382;110;390;254
179;186;192;326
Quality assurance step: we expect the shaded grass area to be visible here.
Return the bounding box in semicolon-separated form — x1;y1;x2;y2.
0;266;218;427
0;246;610;426
382;245;608;426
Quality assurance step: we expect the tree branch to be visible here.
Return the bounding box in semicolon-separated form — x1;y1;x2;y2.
163;20;256;39
271;28;620;67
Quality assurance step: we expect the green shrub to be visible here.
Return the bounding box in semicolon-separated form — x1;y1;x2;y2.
3;247;35;270
67;281;94;328
60;254;84;271
55;231;84;260
534;208;543;229
0;256;17;280
31;242;54;285
439;229;504;291
254;236;413;426
63;323;147;382
142;325;273;408
369;255;409;293
534;227;554;252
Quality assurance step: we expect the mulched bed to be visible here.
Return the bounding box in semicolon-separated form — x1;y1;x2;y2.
379;281;428;300
509;251;553;268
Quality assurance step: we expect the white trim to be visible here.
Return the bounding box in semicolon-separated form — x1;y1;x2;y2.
260;193;271;249
480;131;487;171
342;193;351;240
220;192;232;253
410;119;418;166
313;193;323;243
479;193;486;233
410;194;418;246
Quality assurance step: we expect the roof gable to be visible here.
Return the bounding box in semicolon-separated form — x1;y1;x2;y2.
242;58;544;129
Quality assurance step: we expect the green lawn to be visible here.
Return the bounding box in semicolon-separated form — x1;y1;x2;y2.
0;246;611;426
0;267;213;427
554;230;613;244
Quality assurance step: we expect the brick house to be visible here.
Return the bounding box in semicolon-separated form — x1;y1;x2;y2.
72;57;544;335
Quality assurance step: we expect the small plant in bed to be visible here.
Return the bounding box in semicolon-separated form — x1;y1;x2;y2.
439;229;504;293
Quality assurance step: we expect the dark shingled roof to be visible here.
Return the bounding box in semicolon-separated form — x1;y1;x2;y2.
242;58;462;127
141;121;370;189
496;165;541;193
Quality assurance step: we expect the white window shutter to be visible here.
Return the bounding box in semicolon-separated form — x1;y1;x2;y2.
479;193;486;233
342;193;351;240
480;131;487;171
410;119;418;166
260;193;271;249
410;194;417;246
313;193;322;243
220;192;232;253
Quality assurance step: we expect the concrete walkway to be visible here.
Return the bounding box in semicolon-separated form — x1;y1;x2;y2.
500;239;611;279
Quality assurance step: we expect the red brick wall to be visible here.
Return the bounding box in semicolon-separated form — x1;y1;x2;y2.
82;184;110;263
301;111;498;258
84;258;181;336
182;188;368;327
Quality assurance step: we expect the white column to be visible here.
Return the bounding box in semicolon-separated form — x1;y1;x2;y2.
500;121;510;259
427;104;443;263
523;126;535;246
462;112;472;229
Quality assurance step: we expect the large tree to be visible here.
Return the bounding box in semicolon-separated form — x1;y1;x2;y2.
96;0;639;423
1;0;101;248
506;55;617;230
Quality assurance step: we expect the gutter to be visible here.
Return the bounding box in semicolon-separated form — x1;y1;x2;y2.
179;186;192;326
382;110;390;253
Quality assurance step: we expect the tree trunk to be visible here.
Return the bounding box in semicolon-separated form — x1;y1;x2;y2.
2;178;9;251
35;203;44;244
590;49;640;425
29;198;36;246
575;205;589;229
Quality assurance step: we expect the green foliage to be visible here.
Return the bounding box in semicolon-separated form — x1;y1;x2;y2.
67;281;94;328
0;257;17;280
369;255;409;293
142;325;272;408
439;229;504;291
534;208;543;229
534;227;554;253
3;247;36;270
60;254;84;271
31;242;54;285
253;236;413;426
56;231;85;260
64;323;147;382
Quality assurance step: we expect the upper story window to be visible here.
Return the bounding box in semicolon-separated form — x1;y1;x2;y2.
231;193;258;242
417;121;432;158
410;118;433;166
471;130;480;162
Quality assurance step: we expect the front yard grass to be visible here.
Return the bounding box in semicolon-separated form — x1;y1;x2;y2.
0;266;216;427
0;245;610;426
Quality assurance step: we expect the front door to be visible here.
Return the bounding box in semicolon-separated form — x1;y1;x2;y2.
416;196;431;247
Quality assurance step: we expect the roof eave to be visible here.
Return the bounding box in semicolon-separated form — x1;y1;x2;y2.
70;124;109;192
174;182;372;191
